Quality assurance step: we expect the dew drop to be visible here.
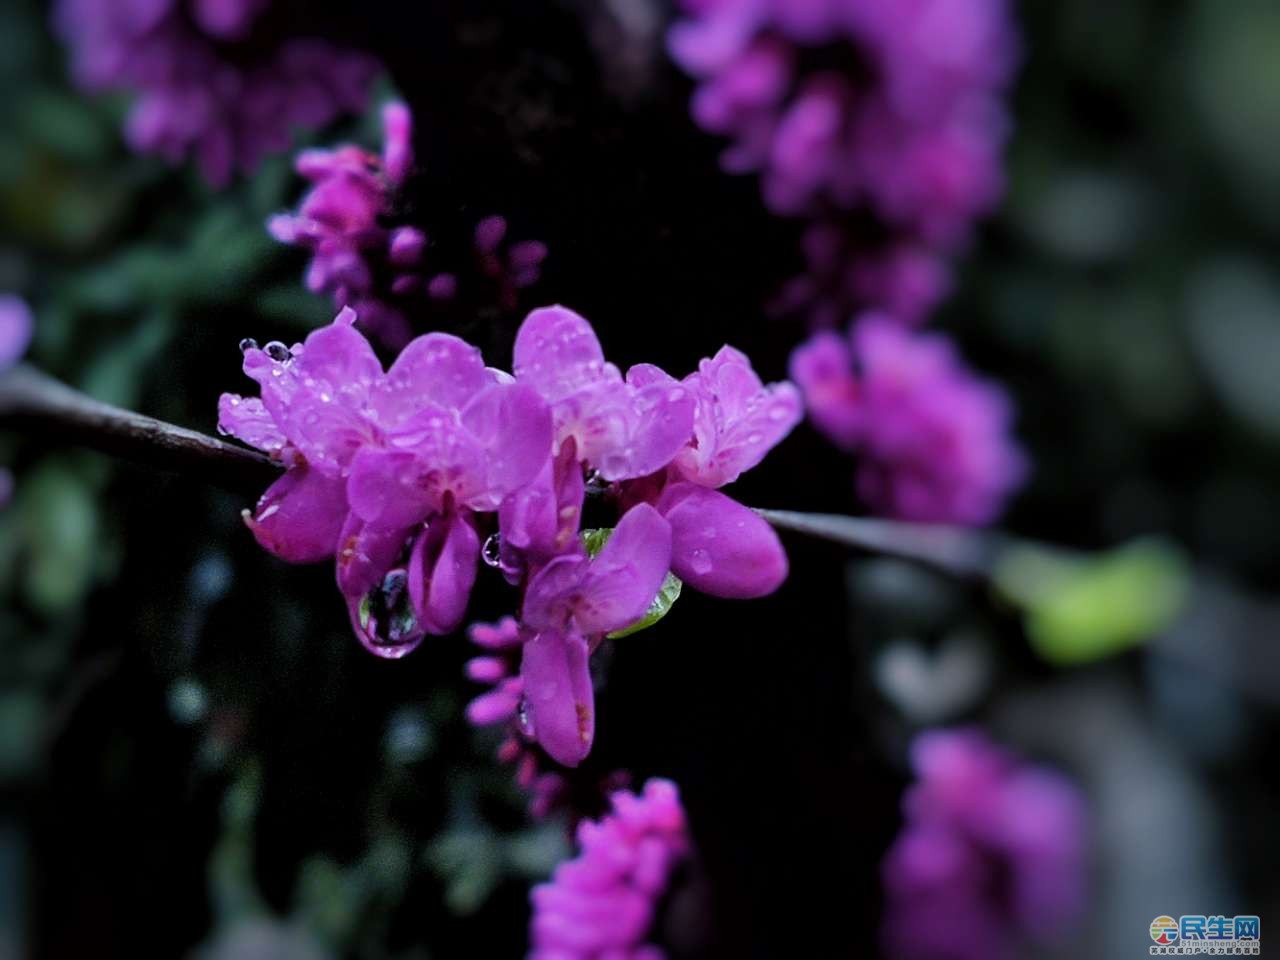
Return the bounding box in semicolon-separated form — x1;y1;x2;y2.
689;548;713;576
264;341;293;362
516;698;536;737
238;338;259;354
481;533;503;568
356;568;424;659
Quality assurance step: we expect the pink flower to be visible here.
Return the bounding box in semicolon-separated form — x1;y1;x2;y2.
519;503;672;767
882;729;1087;960
673;344;803;488
790;313;1025;525
513;306;698;482
221;302;797;760
219;307;551;656
529;778;690;959
670;0;1018;327
54;0;378;185
269;105;550;347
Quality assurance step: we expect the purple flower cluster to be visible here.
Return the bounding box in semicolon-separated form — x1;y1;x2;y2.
668;0;1018;326
53;0;379;185
790;314;1024;524
529;778;689;959
882;729;1087;960
220;303;802;768
270;104;548;349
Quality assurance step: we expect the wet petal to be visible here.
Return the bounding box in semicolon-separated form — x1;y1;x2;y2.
499;438;584;562
522;552;589;632
514;305;619;402
243;466;347;563
574;503;673;634
676;345;803;487
293;309;383;390
345;446;436;528
656;483;787;598
376;331;489;425
408;512;480;635
334;513;410;600
217;394;287;457
520;628;595;767
617;379;697;481
460;382;554;504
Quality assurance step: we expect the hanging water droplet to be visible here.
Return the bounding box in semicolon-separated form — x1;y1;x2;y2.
356;568;424;659
238;338;259;354
482;533;503;567
264;341;293;362
516;697;536;738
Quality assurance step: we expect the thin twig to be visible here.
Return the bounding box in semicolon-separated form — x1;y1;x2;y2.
0;364;279;495
756;508;1007;579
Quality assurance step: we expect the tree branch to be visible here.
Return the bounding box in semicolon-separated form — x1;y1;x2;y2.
0;364;280;495
0;364;1002;575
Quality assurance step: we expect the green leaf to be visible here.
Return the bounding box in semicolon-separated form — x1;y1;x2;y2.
579;527;683;639
994;538;1189;665
17;462;100;615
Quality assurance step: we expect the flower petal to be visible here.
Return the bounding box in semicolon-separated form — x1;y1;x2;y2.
460;382;554;505
243;465;347;563
499;438;584;563
217;394;287;457
676;345;803;487
522;552;589;632
788;330;862;450
514;305;619;402
408;511;480;635
574;503;673;635
376;331;490;425
520;628;595;767
345;446;436;528
334;513;410;600
656;483;787;598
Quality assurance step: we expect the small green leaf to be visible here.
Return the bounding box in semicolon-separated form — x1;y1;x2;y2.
994;538;1189;665
608;571;682;639
580;527;683;638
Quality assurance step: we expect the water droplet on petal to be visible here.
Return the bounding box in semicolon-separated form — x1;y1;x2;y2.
689;548;713;575
517;698;536;737
238;338;259;354
482;533;503;567
356;568;424;659
264;341;293;362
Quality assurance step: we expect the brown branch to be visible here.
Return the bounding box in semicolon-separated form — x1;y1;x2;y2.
0;364;280;495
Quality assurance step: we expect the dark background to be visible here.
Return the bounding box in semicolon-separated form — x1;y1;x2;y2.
3;0;1280;957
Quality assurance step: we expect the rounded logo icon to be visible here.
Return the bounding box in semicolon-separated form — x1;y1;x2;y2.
1151;916;1179;944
